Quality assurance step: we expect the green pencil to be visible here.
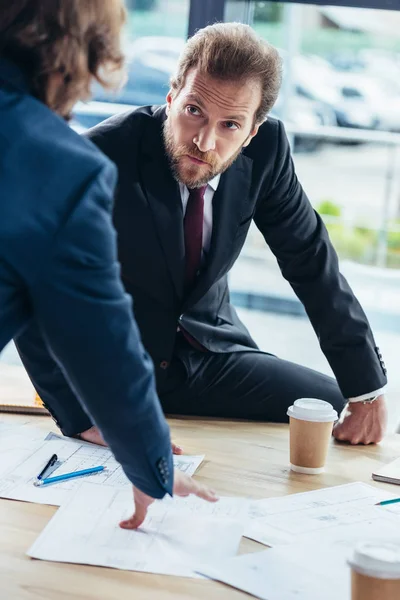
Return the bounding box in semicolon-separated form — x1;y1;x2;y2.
376;497;400;506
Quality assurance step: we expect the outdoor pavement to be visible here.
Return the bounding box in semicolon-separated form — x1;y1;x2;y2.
236;307;400;434
294;142;400;223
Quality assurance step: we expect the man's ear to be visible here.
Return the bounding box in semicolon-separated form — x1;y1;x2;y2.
242;121;262;148
166;90;173;115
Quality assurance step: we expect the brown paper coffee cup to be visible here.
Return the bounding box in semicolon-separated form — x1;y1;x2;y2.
349;542;400;600
287;399;338;474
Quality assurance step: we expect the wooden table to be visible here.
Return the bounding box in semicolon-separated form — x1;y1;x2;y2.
1;414;400;599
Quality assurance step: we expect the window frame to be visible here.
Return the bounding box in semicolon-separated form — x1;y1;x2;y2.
188;0;400;37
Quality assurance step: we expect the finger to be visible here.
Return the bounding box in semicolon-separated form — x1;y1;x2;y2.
350;438;361;445
191;482;219;502
119;503;148;530
119;514;145;530
172;443;184;455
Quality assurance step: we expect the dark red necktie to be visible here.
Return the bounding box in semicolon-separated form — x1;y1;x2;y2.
180;185;207;351
183;186;207;292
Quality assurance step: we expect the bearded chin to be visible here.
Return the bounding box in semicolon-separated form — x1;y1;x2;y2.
178;166;213;188
163;120;243;187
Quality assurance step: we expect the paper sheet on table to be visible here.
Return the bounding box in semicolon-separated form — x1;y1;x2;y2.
198;543;349;599
46;431;205;477
27;482;247;578
0;432;205;505
199;506;400;599
245;482;400;547
0;422;49;476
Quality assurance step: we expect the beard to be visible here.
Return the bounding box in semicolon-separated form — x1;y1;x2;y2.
163;119;244;188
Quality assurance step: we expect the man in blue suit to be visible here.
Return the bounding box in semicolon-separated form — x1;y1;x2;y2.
0;0;216;528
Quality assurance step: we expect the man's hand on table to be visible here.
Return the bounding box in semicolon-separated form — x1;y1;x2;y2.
332;395;387;445
77;425;184;455
119;469;219;530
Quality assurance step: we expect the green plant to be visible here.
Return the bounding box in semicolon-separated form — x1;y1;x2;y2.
326;225;373;263
254;2;283;23
316;200;341;218
387;224;400;252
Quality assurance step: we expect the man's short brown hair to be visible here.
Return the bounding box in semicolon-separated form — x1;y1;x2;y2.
171;22;282;124
0;0;126;115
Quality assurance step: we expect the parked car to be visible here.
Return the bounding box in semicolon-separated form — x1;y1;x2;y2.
334;72;400;132
272;94;335;152
293;54;379;131
92;36;185;106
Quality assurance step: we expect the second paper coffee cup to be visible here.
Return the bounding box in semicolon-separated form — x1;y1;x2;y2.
348;542;400;600
287;398;338;474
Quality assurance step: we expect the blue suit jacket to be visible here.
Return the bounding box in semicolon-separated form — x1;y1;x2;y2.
0;59;173;498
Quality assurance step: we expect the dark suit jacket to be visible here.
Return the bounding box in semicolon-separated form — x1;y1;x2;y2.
0;61;172;498
17;104;387;435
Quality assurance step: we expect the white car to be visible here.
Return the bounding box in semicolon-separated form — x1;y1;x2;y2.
335;72;400;132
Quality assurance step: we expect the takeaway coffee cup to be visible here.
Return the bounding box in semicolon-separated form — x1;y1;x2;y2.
348;542;400;600
287;398;338;474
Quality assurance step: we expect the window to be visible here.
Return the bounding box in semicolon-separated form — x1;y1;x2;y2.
224;1;400;428
74;0;189;128
2;1;399;431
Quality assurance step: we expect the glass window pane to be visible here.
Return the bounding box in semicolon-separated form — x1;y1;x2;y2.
73;0;189;128
224;1;400;429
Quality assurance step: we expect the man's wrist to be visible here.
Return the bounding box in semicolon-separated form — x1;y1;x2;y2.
349;395;378;405
348;387;386;404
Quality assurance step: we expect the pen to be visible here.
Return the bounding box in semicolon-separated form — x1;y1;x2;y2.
375;497;400;507
36;453;58;481
35;465;105;486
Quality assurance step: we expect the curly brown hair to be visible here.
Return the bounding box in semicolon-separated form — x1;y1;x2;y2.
0;0;126;116
171;22;282;124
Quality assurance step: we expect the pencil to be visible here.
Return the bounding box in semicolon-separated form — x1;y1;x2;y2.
375;497;400;507
36;465;105;486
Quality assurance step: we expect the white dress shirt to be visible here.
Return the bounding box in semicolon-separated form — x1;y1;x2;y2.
178;174;385;402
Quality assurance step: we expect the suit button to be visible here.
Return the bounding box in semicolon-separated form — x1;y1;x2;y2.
160;361;169;370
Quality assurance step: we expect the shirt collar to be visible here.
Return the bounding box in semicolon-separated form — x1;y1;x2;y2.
180;173;221;195
207;173;221;192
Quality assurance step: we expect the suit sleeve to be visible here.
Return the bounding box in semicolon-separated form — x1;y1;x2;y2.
253;121;387;398
28;162;173;498
15;319;93;436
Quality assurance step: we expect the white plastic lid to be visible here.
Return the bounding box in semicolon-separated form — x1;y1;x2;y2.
287;398;338;423
349;542;400;580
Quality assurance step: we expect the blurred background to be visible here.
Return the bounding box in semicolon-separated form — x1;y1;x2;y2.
2;0;400;429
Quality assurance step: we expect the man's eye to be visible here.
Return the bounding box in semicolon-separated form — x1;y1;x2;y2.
224;121;239;130
187;106;201;116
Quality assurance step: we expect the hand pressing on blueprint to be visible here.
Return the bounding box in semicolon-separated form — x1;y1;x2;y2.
120;470;219;530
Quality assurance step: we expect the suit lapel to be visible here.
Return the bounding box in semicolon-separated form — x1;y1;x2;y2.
140;107;185;299
182;152;253;311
